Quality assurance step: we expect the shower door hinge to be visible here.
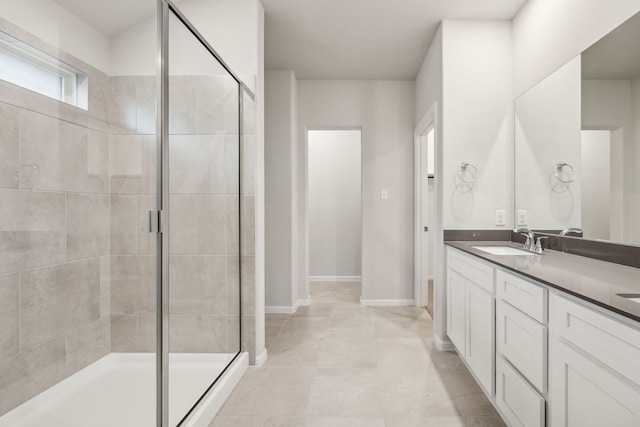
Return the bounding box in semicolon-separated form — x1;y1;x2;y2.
149;210;165;234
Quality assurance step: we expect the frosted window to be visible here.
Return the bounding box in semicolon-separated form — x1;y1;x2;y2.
0;49;63;100
0;32;87;109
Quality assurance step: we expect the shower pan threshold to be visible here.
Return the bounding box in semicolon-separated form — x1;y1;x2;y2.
0;352;248;427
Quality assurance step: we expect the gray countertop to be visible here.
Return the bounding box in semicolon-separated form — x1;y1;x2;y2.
445;241;640;323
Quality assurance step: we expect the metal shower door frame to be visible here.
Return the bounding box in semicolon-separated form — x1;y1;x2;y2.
156;1;256;425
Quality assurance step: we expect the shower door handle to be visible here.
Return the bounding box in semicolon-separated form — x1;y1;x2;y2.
149;210;166;233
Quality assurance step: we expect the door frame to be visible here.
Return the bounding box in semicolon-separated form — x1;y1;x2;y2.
414;104;437;308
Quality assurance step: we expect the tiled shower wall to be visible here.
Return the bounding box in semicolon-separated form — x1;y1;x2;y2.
0;20;111;415
0;20;257;415
108;74;243;354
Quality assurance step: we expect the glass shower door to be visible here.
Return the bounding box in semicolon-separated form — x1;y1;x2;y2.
164;7;241;426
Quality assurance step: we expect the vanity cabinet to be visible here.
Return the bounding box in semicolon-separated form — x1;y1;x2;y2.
495;270;548;427
548;294;640;427
446;247;495;395
446;245;640;427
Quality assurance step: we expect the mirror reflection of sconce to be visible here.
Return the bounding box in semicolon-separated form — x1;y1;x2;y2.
455;162;478;192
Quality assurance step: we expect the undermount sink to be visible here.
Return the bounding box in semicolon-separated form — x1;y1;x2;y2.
617;294;640;304
471;245;533;256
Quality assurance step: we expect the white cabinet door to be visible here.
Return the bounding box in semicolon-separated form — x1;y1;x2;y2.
497;300;547;393
447;268;466;355
549;339;640;427
466;281;495;395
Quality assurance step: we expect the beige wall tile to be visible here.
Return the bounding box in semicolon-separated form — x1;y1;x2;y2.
137;195;156;255
194;76;225;134
100;256;110;318
169;255;226;314
66;318;110;373
110;315;138;352
20;259;101;348
241;134;256;195
169;195;197;254
136;76;156;135
110;256;156;315
110;195;137;254
241;256;256;315
67;194;109;261
227;195;240;255
111;134;142;176
0;103;19;189
168;314;227;353
242;195;256;256
137;314;156;352
0;337;67;416
0;190;65;274
110;135;157;195
110;77;137;134
169;135;226;195
197;195;226;255
20;110;108;194
0;273;19;361
225;134;240;194
169;76;196;135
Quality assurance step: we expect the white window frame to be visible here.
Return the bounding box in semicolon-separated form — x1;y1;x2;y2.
0;31;88;109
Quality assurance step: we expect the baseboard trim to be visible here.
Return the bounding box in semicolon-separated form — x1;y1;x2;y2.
254;348;268;367
265;297;312;314
309;276;362;282
295;297;312;308
435;334;455;352
265;306;296;314
359;298;415;307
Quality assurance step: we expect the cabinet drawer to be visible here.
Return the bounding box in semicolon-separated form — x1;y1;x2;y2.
448;247;494;293
496;269;547;324
497;300;547;393
496;356;545;427
552;294;640;388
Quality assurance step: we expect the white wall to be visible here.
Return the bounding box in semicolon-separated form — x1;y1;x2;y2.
308;130;362;278
441;20;513;230
581;130;611;240
512;0;640;97
515;56;582;230
110;0;260;80
265;70;296;309
298;80;415;302
632;76;640;244
0;0;111;73
414;26;445;344
582;79;633;242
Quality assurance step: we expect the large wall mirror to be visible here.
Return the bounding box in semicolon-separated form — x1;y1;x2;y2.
515;11;640;245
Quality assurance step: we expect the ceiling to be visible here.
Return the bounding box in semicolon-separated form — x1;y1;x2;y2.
262;0;527;80
53;0;528;80
53;0;158;37
582;11;640;80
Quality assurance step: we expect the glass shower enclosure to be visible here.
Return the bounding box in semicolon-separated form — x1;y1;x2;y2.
0;0;252;426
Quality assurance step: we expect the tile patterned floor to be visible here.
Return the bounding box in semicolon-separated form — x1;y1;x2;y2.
210;282;506;427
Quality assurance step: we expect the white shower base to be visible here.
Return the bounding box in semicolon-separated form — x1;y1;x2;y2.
0;352;248;427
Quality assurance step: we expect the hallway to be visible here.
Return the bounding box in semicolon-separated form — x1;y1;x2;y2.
211;282;505;427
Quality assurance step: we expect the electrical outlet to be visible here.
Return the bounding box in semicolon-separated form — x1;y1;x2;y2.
517;210;528;226
495;210;506;226
380;188;389;200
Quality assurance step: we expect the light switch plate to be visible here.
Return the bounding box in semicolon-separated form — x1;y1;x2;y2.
517;210;528;226
380;188;389;200
495;210;506;226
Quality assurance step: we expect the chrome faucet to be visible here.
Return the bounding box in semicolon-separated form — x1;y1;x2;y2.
514;228;536;251
559;227;582;237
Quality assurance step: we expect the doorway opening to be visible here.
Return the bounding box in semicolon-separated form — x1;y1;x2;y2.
414;121;435;316
307;129;362;297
